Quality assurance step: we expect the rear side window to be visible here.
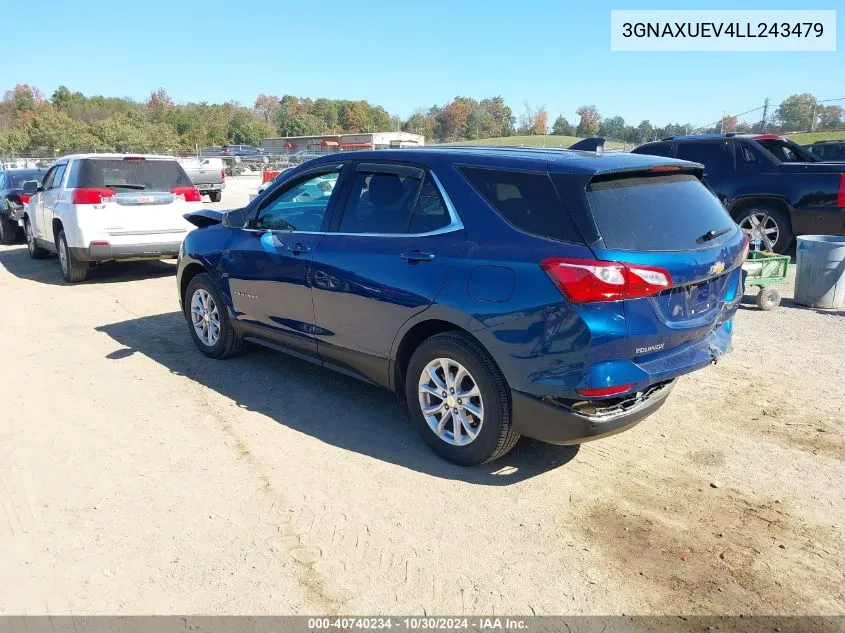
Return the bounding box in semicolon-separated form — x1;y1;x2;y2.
675;141;733;174
458;167;583;243
586;173;736;251
68;159;192;191
633;142;674;157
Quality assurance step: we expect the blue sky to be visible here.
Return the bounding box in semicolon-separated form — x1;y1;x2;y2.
5;0;842;128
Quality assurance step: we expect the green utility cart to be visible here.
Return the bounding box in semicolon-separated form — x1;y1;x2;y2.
742;250;791;310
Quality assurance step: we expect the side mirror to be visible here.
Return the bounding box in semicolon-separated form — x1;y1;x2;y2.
222;208;248;229
22;180;39;195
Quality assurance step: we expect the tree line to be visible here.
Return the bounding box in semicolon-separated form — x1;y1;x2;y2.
0;84;842;156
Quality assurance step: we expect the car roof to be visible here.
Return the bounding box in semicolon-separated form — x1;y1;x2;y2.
2;167;47;172
51;153;180;162
302;146;694;176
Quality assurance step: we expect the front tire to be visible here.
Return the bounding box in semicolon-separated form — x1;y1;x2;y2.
57;230;88;282
24;219;48;259
405;331;520;466
184;272;243;359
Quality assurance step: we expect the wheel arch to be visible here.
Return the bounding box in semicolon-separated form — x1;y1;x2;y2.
390;313;497;398
179;261;209;309
52;217;64;244
728;196;793;223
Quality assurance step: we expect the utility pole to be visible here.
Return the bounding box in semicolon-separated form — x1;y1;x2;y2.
760;98;769;133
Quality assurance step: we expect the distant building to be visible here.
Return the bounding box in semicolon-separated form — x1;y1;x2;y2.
260;131;424;153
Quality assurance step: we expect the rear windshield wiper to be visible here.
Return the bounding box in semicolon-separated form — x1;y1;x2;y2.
106;184;147;190
696;227;732;244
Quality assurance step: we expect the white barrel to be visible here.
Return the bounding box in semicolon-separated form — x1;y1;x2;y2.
794;235;845;309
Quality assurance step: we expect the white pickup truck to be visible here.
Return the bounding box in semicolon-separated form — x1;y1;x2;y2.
22;153;202;282
178;156;226;202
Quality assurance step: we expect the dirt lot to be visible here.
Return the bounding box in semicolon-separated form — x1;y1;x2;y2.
0;175;843;615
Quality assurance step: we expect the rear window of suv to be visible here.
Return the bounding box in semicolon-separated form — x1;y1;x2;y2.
458;166;583;243
68;158;192;191
586;173;736;251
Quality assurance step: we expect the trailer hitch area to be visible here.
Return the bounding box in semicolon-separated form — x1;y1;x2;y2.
709;343;724;365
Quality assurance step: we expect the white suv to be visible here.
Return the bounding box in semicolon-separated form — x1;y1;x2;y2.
22;153;202;282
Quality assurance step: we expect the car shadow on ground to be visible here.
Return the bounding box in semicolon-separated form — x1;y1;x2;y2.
96;311;579;485
0;244;176;285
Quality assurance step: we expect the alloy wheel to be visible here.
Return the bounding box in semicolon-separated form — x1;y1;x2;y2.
190;288;221;347
58;238;68;275
740;212;779;252
418;358;484;446
26;223;35;255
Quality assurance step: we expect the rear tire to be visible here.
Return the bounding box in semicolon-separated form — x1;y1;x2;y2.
405;331;520;466
0;213;20;245
57;230;88;283
184;272;244;359
209;191;222;203
24;218;48;259
735;205;793;254
756;287;781;311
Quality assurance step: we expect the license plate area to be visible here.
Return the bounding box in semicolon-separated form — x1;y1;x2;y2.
664;278;720;320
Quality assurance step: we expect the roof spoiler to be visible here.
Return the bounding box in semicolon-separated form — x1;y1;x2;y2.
568;137;605;154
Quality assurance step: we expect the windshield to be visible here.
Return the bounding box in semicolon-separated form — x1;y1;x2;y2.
7;170;46;189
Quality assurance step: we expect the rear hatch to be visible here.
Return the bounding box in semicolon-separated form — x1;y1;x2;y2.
71;157;199;244
584;169;745;364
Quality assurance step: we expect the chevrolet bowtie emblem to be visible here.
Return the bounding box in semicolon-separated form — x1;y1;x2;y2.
709;261;725;275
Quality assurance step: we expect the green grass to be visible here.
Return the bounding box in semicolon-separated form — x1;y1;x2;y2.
441;135;627;149
784;131;845;145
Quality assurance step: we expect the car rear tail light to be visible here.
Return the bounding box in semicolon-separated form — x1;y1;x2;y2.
18;194;30;204
541;258;672;303
577;384;634;397
221;169;225;181
72;188;116;205
89;241;110;247
123;156;145;161
838;173;845;208
171;186;202;202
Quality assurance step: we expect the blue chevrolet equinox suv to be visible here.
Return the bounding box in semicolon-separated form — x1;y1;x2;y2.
177;147;747;465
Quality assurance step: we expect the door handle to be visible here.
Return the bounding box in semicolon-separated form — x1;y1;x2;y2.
286;242;310;255
400;250;435;263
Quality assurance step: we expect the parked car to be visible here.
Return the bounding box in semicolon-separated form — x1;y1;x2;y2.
201;144;268;164
178;156;226;202
804;139;845;162
23;154;202;282
632;134;845;253
0;167;47;244
176;147;746;465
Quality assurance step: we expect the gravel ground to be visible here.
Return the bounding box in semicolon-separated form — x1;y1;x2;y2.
0;175;843;615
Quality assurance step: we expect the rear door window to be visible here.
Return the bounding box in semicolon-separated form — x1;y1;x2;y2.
338;168;423;234
675;141;733;175
458;166;583;243
71;159;192;191
586;173;736;251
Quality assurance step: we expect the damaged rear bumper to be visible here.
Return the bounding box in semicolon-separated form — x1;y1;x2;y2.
511;379;676;445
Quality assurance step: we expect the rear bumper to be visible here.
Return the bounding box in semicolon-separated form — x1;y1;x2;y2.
197;183;226;192
511;379;675;445
70;241;182;261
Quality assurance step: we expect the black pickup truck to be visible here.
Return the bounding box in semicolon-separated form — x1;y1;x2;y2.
633;134;845;253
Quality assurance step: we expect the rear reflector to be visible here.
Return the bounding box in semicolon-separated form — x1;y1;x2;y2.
18;194;30;204
541;258;672;303
838;173;845;208
577;384;634;397
89;241;110;247
171;186;202;202
72;188;116;205
221;169;226;181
